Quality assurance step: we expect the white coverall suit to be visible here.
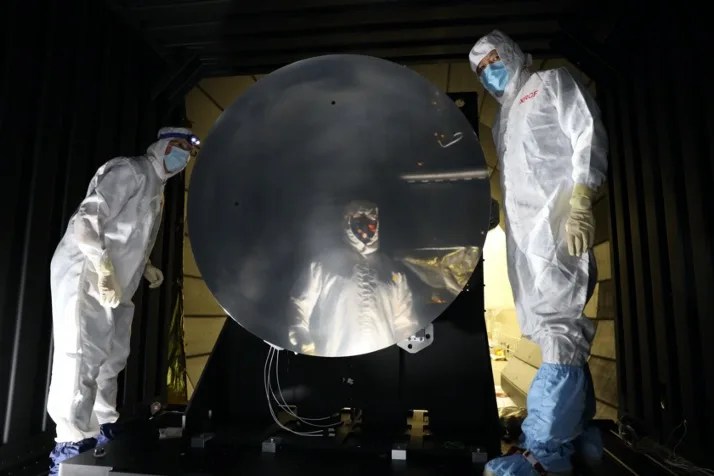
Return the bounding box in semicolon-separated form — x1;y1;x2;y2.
47;128;193;444
289;201;419;357
469;31;608;475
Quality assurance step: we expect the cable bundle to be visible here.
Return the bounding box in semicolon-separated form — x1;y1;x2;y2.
263;345;342;437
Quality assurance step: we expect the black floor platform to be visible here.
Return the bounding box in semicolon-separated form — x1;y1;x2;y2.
61;432;487;475
57;419;679;476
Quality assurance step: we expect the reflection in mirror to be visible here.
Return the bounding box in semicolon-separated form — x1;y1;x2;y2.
288;200;419;357
399;246;482;300
187;56;492;356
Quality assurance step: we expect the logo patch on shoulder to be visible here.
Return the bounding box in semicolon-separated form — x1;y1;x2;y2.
519;90;539;104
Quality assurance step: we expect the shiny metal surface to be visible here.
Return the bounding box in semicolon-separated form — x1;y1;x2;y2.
188;54;491;356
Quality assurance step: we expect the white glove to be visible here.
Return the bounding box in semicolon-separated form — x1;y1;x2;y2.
97;257;122;308
565;184;596;256
288;326;315;355
143;262;164;289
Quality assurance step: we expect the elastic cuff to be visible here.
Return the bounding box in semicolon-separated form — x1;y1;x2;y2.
97;255;114;275
541;336;590;367
570;184;595;210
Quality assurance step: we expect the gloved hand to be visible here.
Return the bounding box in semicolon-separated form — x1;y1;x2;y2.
97;257;122;308
565;184;596;256
288;326;316;355
143;261;164;289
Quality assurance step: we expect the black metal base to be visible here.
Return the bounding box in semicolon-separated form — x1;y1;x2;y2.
55;418;683;476
59;423;488;475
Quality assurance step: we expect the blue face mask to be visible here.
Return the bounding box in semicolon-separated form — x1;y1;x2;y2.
163;147;190;173
480;61;510;97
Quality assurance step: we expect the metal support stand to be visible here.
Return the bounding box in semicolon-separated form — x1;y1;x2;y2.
407;409;430;449
261;437;281;454
391;409;431;461
398;325;434;353
190;433;215;449
335;407;361;445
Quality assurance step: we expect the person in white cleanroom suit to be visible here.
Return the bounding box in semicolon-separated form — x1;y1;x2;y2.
288;200;419;357
47;127;200;474
469;30;608;475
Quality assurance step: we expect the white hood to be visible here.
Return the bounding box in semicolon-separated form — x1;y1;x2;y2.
146;126;195;181
469;29;533;107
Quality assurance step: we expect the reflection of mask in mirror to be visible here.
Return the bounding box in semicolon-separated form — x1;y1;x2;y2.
349;214;378;244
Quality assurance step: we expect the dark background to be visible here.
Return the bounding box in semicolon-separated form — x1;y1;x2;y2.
2;0;711;472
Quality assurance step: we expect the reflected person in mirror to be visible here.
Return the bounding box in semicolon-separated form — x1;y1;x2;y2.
288;200;418;357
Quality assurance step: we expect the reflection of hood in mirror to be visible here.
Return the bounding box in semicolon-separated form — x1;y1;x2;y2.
469;29;533;106
343;200;379;255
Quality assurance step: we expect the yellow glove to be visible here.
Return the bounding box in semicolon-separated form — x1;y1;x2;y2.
565;184;596;256
97;257;122;308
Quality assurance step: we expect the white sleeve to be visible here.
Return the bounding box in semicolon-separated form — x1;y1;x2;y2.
390;272;416;334
491;111;502;150
290;262;324;330
548;68;608;189
73;160;139;267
